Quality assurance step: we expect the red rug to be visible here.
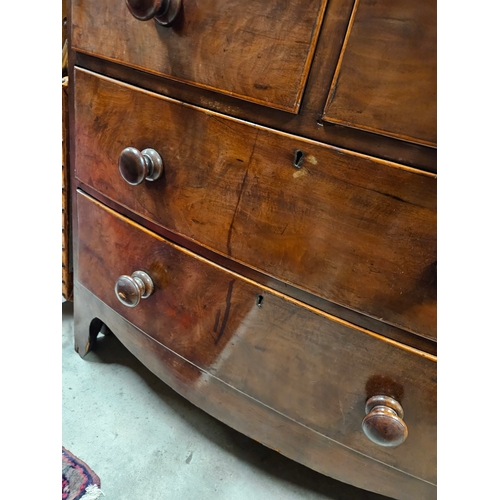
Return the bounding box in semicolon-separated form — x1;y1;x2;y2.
62;447;104;499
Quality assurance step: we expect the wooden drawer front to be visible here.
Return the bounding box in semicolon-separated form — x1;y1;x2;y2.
75;70;437;340
323;0;436;147
71;0;327;113
77;191;436;484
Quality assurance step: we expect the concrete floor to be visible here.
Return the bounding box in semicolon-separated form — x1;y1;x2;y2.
62;300;392;500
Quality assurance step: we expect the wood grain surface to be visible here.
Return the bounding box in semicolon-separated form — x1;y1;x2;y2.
74;69;437;340
76;191;436;486
62;76;72;301
71;0;327;112
72;0;437;174
74;283;436;500
323;0;436;146
69;0;438;495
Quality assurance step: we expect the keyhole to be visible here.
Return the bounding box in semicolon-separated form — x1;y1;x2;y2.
293;149;304;169
256;294;264;308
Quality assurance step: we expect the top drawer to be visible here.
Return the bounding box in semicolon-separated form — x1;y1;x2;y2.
71;0;327;113
74;70;436;340
322;0;436;146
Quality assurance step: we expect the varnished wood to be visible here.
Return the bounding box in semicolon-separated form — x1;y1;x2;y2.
77;179;437;355
75;69;437;340
75;40;437;173
118;147;164;185
76;191;436;486
62;76;72;301
68;0;437;494
115;270;155;307
71;0;328;113
126;0;182;26
74;282;436;500
323;0;436;147
71;0;437;172
362;395;408;448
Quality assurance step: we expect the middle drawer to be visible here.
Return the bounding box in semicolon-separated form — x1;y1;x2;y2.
74;68;437;339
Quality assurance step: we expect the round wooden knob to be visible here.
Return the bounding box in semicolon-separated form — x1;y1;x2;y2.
118;147;163;185
125;0;182;26
115;270;154;308
362;395;408;447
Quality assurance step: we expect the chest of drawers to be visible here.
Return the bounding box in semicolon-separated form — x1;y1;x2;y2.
68;1;437;498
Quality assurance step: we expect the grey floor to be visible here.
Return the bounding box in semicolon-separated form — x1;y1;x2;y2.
62;300;392;500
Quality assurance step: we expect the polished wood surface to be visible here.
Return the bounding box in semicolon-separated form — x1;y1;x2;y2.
75;69;437;340
126;0;182;26
75;48;436;172
323;0;436;147
69;0;437;495
74;282;436;500
362;395;408;448
76;191;436;485
118;147;164;185
78;180;437;355
71;0;328;112
62;76;72;301
114;270;155;308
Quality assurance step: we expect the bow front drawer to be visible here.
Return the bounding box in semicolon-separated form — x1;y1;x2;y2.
75;69;436;340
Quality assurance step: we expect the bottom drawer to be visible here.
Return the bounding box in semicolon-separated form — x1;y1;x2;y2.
75;190;436;497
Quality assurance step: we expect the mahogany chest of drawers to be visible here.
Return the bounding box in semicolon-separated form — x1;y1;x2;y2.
68;1;437;498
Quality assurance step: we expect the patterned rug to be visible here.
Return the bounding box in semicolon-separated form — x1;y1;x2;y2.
62;447;104;499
